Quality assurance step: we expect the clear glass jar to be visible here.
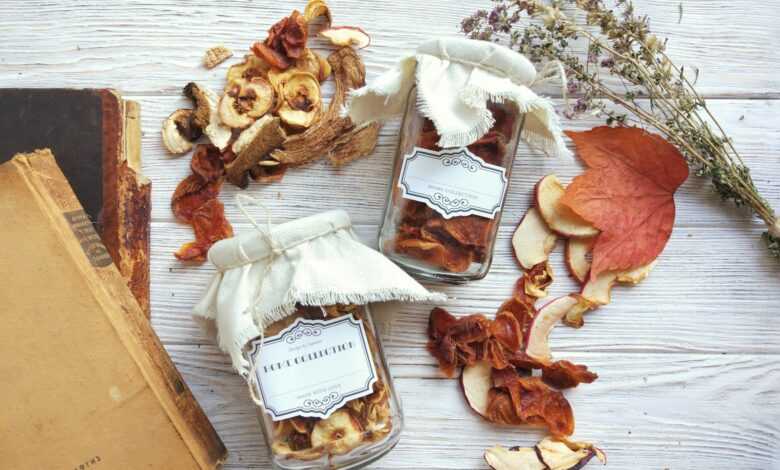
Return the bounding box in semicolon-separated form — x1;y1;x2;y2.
379;87;524;283
245;303;402;470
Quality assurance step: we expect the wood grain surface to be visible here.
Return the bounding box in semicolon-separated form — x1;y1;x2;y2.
2;1;779;469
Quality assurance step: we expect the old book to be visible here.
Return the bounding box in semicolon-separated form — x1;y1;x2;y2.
0;150;226;469
0;89;151;316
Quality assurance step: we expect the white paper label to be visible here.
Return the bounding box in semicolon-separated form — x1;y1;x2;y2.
398;146;508;219
246;314;378;421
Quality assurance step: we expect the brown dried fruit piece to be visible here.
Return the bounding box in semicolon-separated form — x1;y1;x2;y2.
175;198;234;261
171;173;222;223
487;371;575;438
295;48;331;82
271;47;367;166
257;9;308;70
542;360;598;389
249;163;288;184
227;116;287;187
328;121;381;167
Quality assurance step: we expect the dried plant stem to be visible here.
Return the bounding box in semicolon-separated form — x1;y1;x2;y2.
462;0;779;258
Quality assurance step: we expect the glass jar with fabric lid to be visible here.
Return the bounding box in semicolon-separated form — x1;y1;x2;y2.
346;38;571;283
193;198;445;469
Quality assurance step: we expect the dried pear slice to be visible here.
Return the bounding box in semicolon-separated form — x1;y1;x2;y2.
219;77;275;128
310;410;364;456
226;54;269;84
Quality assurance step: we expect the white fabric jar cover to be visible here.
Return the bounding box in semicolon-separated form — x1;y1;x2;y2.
346;37;570;157
193;205;445;373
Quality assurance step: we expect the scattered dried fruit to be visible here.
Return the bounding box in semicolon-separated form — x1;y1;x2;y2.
485;437;605;470
171;173;222;223
161;109;200;155
536;175;599;238
218;77;275;128
203;45;233;69
512;207;557;270
563;127;688;279
319;26;371;49
190;144;225;182
184;82;231;150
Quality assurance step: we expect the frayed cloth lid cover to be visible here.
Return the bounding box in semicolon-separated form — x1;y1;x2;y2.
193;209;445;373
346;37;570;157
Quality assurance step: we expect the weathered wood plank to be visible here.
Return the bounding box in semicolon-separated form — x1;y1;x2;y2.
1;0;779;96
159;350;780;469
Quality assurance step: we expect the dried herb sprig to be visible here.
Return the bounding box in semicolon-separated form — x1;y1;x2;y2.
463;0;780;258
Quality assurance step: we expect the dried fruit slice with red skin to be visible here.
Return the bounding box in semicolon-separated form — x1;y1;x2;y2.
171;174;222;223
525;295;579;365
266;10;308;60
536;437;606;469
542;360;598;389
512;207;557;270
252;41;291;69
580;271;618;306
460;361;493;418
319;26;371;49
616;261;656;284
490;312;522;352
536;175;599;238
565;237;596;285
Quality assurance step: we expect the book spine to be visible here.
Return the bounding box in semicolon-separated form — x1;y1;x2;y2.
12;150;227;469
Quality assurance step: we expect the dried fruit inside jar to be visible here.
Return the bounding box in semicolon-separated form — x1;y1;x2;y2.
248;304;402;469
379;89;523;283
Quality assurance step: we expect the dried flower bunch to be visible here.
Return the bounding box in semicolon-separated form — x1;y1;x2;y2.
462;0;780;258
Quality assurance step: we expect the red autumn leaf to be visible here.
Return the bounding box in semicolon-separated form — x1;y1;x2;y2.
562;126;689;279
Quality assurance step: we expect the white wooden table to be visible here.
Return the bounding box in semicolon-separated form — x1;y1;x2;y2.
3;1;780;468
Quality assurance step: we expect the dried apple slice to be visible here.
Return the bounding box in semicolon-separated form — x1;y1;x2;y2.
485;445;546;470
512;208;557;270
304;0;332;25
565;237;595;284
310;410;364;455
580;271;618;306
319;26;371;49
278;72;321;129
226;54;269;83
460;361;492;418
219;77;275;129
295;48;330;82
536;175;599;238
536;437;606;469
562;295;594;329
525;295;579;365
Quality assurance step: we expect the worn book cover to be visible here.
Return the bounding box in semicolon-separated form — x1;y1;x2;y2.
0;89;151;316
0;150;226;469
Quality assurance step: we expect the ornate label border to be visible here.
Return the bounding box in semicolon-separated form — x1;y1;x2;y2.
246;314;378;421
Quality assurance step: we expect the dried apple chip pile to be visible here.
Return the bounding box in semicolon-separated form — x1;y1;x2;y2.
427;268;598;440
512;126;689;327
164;0;379;261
